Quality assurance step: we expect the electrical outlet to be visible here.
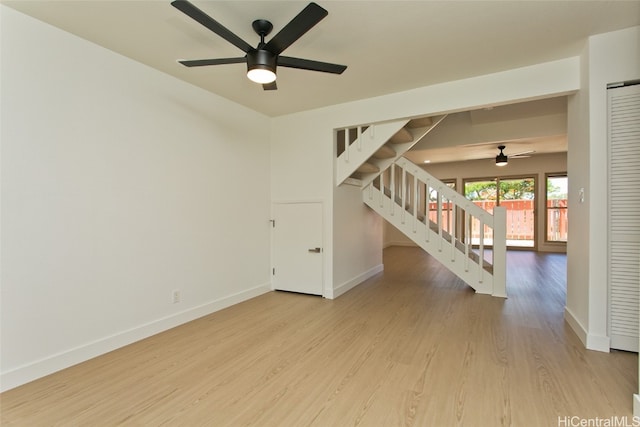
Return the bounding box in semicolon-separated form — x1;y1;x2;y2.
172;290;181;304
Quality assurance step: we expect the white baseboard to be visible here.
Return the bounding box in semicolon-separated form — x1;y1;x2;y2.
564;306;610;352
332;264;384;299
586;333;611;352
564;306;588;347
0;284;271;392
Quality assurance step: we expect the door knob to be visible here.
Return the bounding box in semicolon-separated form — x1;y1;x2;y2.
308;247;322;253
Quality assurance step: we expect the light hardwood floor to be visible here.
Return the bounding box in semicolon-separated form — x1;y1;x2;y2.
1;246;637;426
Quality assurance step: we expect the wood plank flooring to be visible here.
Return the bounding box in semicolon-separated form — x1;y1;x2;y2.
1;246;637;426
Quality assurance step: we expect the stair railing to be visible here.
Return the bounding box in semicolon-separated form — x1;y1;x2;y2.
368;157;506;297
335;120;411;185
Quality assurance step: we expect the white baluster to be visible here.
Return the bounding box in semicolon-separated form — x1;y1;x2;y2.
425;179;430;242
379;172;384;208
464;207;471;272
451;202;456;261
357;126;362;151
437;187;443;252
344;128;349;163
492;206;507;297
390;164;395;216
478;215;484;284
401;167;406;224
413;172;418;233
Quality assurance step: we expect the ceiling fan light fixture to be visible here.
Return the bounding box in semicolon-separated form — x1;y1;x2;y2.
173;1;346;91
495;145;508;166
247;50;277;84
247;67;276;84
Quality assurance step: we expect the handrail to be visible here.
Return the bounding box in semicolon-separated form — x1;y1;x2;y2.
394;157;494;228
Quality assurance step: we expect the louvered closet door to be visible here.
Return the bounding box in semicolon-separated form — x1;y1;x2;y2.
608;83;640;352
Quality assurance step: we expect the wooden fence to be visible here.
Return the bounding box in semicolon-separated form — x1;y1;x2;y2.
427;199;568;243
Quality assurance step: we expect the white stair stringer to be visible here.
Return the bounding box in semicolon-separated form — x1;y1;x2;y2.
335;115;447;187
336;119;409;186
363;157;507;297
356;115;447;189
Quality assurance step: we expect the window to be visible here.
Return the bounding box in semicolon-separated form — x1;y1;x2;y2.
464;176;536;248
545;174;568;243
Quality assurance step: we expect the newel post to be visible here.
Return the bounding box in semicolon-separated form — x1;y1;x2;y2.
492;206;507;298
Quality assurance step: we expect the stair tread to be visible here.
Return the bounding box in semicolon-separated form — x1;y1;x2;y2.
389;127;413;144
407;116;433;128
356;162;379;173
372;145;396;159
343;177;363;186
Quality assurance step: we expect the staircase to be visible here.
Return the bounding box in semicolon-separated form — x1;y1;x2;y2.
336;117;507;297
336;115;446;187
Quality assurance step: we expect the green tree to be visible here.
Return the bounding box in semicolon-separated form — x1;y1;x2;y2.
499;178;535;200
547;177;568;200
464;181;497;201
465;178;536;201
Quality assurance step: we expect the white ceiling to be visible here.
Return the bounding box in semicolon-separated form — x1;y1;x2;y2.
404;96;570;164
3;0;640;118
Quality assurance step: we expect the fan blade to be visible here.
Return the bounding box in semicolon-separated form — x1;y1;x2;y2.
171;0;253;53
278;56;347;74
511;150;535;157
263;81;278;91
178;57;246;67
263;2;328;55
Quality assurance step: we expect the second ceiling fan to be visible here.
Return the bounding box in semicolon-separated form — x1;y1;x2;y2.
171;0;347;90
495;145;535;166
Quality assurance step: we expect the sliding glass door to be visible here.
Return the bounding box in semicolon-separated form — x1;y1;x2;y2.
464;176;536;249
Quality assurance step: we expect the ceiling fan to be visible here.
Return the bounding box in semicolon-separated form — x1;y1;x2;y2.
495;145;535;166
171;0;347;90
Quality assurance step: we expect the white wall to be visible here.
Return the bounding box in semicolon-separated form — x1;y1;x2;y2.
566;26;640;352
271;58;579;299
270;109;337;297
565;50;592;349
0;6;271;391
384;152;568;253
332;184;383;298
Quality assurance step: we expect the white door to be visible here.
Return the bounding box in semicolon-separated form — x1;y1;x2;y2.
272;202;323;295
608;83;640;352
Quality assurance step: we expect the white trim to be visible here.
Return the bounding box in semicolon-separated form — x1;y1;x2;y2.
0;284;272;392
586;333;611;353
564;306;588;347
564;306;611;352
332;264;384;299
634;394;640;419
